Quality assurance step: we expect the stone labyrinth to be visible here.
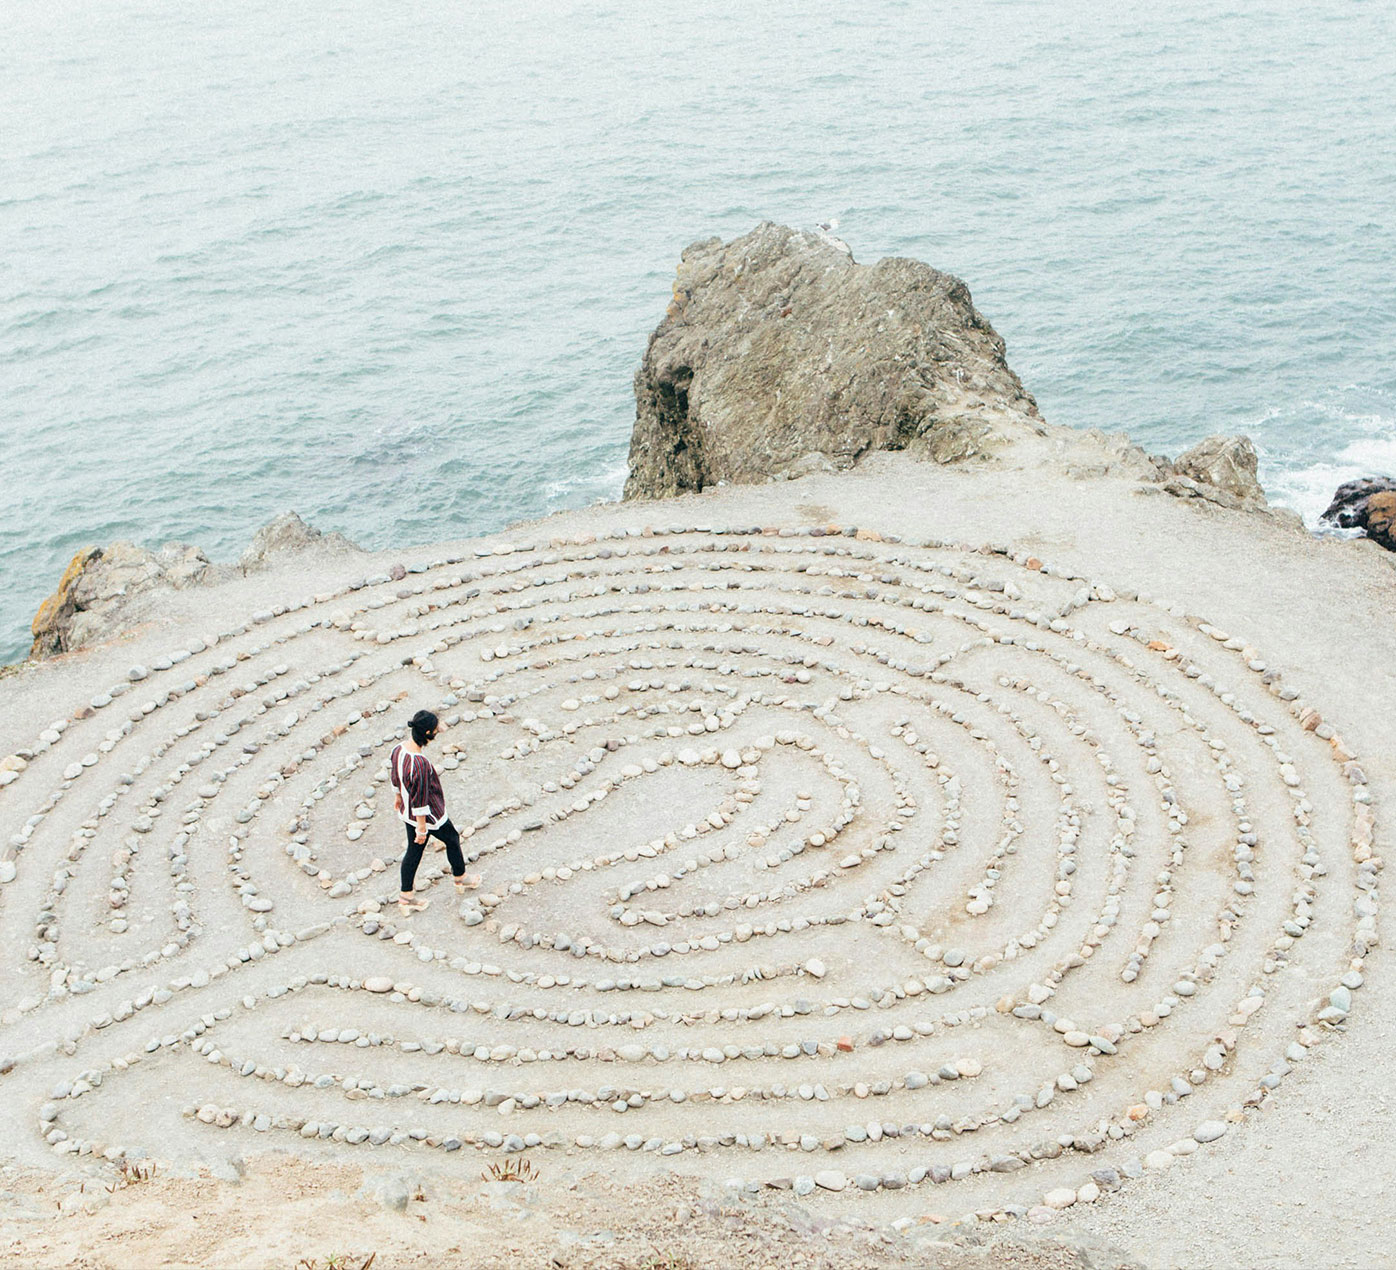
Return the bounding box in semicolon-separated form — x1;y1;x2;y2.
0;522;1380;1217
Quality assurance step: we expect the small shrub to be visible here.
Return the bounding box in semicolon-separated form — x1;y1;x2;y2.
295;1255;377;1270
482;1158;539;1184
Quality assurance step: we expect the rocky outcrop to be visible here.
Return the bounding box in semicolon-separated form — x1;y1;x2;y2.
623;223;1046;499
29;513;360;661
30;542;217;659
1368;493;1396;550
28;547;103;659
1320;477;1396;550
239;511;358;571
1162;435;1268;510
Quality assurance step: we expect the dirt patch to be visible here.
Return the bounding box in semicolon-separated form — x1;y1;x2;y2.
0;1158;1144;1270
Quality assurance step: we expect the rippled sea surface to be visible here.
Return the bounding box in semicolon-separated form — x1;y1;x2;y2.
3;1;1394;662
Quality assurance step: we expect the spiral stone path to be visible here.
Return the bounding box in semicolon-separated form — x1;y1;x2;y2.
0;518;1379;1223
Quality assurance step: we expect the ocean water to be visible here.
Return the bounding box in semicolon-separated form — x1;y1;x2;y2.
3;1;1394;664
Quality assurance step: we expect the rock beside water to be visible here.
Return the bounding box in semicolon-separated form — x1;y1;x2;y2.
30;541;216;659
28;511;360;661
1367;493;1396;551
239;511;359;571
1166;435;1268;509
622;221;1287;538
623;222;1047;499
1321;476;1396;551
25;228;1341;667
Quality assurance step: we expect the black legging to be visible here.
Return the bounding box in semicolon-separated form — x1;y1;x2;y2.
401;819;466;892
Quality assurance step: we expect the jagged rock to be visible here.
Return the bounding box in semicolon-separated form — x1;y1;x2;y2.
1320;477;1396;551
1321;476;1396;528
1367;493;1396;550
240;512;358;571
30;512;359;661
1167;435;1266;508
30;542;214;659
29;547;103;659
623;222;1046;499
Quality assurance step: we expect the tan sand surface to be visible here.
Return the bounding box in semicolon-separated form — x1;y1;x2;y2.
1;438;1390;1269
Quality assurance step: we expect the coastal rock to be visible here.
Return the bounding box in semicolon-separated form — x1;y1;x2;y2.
30;542;214;659
29;546;103;659
29;512;360;661
1367;492;1396;550
623;222;1045;498
240;512;359;571
1165;435;1267;509
1320;477;1396;551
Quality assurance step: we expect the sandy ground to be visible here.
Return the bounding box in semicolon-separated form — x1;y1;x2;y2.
0;433;1391;1269
0;1155;1143;1270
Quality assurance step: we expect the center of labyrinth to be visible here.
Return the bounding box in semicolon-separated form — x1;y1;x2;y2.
0;525;1379;1214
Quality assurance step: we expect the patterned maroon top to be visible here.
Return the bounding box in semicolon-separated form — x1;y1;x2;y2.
389;744;446;829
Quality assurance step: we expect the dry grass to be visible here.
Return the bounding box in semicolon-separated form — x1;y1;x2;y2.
294;1254;377;1270
482;1158;539;1184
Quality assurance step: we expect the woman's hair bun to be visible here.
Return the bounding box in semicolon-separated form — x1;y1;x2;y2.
408;709;439;744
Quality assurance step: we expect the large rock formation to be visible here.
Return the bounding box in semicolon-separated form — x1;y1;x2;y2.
623;223;1047;499
1321;477;1396;550
30;542;217;659
29;512;359;661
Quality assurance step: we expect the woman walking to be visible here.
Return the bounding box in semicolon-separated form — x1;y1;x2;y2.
389;709;479;913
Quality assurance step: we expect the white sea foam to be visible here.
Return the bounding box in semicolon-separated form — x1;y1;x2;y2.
1335;435;1396;472
1267;438;1396;526
1267;465;1363;525
542;460;630;504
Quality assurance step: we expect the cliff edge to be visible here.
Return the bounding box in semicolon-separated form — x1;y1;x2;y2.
24;228;1297;666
